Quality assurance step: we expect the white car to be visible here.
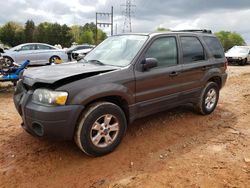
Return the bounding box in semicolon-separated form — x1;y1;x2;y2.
225;46;250;65
2;43;68;65
71;46;94;60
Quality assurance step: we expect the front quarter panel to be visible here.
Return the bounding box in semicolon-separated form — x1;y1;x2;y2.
56;67;135;106
70;83;134;105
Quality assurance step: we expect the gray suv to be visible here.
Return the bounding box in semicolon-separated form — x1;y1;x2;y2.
14;30;228;156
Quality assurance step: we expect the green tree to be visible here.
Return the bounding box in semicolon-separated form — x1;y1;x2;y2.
97;29;107;44
70;25;81;44
24;20;35;43
60;24;73;47
34;22;50;43
0;21;24;46
157;27;170;32
70;23;107;45
215;31;246;51
79;30;94;44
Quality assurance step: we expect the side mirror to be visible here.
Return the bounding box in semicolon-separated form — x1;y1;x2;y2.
0;48;4;53
141;58;158;71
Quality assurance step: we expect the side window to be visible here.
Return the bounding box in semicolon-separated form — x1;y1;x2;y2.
37;44;53;50
203;36;225;58
180;37;205;63
21;45;36;51
145;37;178;67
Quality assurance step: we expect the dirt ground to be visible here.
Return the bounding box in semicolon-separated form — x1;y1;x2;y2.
0;65;250;188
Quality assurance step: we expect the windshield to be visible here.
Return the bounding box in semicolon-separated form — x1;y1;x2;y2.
227;46;249;54
83;35;148;67
9;44;22;51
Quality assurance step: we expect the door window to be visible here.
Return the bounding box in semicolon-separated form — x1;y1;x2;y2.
145;37;178;67
203;36;225;58
180;37;205;63
20;45;36;51
37;44;54;50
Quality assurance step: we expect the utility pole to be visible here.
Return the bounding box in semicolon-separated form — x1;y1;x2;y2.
121;0;136;33
95;6;114;45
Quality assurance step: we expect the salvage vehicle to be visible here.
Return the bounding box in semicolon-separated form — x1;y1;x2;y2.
14;30;228;156
225;46;250;65
66;44;95;61
2;43;68;65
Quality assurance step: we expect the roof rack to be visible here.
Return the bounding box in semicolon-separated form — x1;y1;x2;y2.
172;29;212;34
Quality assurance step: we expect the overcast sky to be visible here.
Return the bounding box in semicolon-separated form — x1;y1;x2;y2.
1;0;250;43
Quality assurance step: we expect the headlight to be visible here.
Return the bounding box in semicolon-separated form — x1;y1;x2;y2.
238;57;242;60
32;89;68;106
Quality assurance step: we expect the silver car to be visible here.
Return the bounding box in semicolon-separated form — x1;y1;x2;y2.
2;43;68;65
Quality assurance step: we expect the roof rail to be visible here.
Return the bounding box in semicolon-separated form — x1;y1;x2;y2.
172;29;212;34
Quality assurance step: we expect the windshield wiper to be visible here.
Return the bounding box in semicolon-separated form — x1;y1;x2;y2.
87;59;105;65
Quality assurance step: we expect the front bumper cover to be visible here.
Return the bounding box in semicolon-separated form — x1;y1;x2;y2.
13;82;84;140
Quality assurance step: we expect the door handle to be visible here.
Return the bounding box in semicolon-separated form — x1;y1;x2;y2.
169;71;179;77
201;66;211;71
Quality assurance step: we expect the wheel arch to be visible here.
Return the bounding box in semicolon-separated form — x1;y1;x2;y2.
83;95;130;124
3;55;14;62
207;76;222;89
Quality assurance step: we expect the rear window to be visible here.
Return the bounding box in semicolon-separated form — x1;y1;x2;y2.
180;37;205;63
203;36;224;58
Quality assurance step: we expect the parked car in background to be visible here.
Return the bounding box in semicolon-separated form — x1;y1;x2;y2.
2;43;68;65
66;44;95;61
225;46;250;65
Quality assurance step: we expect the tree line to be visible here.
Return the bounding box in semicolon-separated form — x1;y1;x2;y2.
0;20;107;48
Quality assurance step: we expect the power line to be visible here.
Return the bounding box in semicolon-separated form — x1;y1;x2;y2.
95;6;114;44
121;0;136;33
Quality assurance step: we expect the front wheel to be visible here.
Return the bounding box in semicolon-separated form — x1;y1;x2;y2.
195;82;219;115
74;102;127;157
239;58;247;66
3;56;14;67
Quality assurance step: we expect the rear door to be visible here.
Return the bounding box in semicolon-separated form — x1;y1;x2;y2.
35;44;55;64
178;35;209;99
134;35;184;117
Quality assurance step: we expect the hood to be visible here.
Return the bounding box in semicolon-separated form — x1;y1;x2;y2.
23;62;119;86
225;51;248;58
73;48;93;54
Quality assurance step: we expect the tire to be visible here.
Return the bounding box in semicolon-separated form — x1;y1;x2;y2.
195;82;219;115
49;56;61;65
3;56;14;67
74;102;127;157
239;58;247;66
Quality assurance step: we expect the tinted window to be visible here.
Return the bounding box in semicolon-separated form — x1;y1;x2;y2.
181;37;205;63
203;36;224;58
145;37;178;67
37;44;53;50
21;45;36;51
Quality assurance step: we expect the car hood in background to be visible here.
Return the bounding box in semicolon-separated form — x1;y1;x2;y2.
73;48;93;54
225;52;248;58
23;62;119;86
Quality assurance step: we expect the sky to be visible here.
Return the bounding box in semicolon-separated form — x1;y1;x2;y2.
1;0;250;44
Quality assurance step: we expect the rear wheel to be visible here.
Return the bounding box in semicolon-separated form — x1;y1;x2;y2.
195;82;219;115
48;56;61;65
74;102;127;156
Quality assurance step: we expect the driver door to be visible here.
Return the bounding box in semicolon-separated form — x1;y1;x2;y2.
15;44;36;64
134;36;184;118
